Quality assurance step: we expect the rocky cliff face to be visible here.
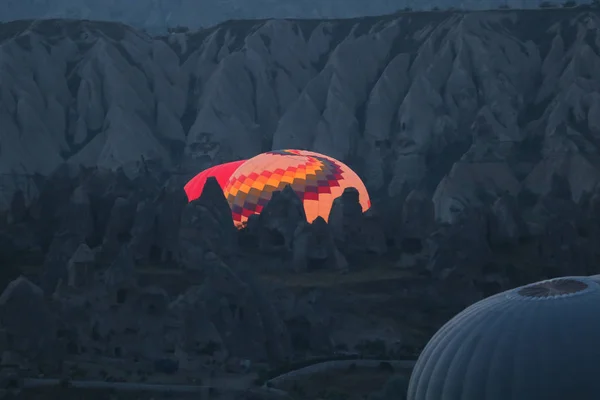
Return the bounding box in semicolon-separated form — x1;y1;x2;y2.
0;0;582;32
2;9;600;223
3;10;600;389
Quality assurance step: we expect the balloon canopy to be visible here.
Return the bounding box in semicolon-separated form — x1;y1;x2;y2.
184;150;371;228
183;160;246;202
407;276;600;400
223;149;370;227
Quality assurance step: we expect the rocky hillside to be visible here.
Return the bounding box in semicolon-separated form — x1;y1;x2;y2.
0;0;584;32
3;10;600;393
2;9;600;223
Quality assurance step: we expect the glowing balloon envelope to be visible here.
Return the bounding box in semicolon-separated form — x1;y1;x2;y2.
408;276;600;400
222;149;371;227
184;160;246;202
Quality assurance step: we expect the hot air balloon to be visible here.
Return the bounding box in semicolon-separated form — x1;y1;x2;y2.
222;149;370;227
407;276;600;400
184;160;246;202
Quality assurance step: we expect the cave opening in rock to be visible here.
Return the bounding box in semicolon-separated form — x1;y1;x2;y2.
401;238;422;254
385;237;395;248
67;340;79;355
286;317;311;352
91;325;100;341
307;257;328;271
265;229;285;247
116;288;128;304
149;244;161;262
117;232;131;243
5;378;19;390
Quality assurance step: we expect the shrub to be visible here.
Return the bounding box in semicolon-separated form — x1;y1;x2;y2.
368;375;410;400
354;339;387;357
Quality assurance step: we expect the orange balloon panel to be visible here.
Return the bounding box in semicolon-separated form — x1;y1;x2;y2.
223;149;371;227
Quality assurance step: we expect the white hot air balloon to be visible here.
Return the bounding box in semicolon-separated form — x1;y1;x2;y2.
408;276;600;400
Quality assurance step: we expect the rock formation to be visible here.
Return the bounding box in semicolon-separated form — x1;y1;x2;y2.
0;10;599;223
0;0;568;33
0;9;599;396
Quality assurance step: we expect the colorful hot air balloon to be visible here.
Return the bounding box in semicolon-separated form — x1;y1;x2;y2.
222;149;371;227
184;160;246;202
408;276;600;400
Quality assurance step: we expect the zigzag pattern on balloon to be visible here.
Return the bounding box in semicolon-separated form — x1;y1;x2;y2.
222;149;370;227
183;149;371;228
